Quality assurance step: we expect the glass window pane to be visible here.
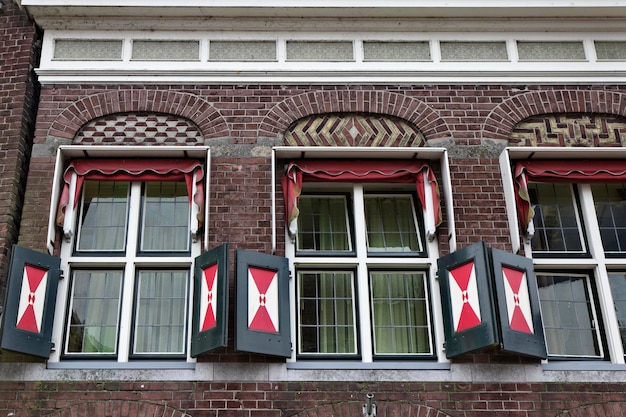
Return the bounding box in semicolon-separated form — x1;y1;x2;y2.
364;195;422;253
133;270;189;355
536;273;602;358
528;183;584;253
298;271;357;354
296;196;351;252
77;181;129;251
592;184;626;254
608;273;626;350
66;270;123;355
370;271;432;355
141;182;190;252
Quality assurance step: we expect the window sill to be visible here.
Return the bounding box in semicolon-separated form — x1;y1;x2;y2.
542;361;626;371
47;361;196;370
286;361;451;370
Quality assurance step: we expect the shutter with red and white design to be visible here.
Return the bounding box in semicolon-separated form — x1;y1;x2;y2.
236;249;291;357
448;261;482;332
247;267;280;333
491;248;547;359
437;241;498;358
0;246;60;358
191;243;229;357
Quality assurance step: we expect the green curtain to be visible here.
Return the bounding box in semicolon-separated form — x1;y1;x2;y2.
78;181;129;251
142;182;189;251
370;271;430;354
67;270;122;354
134;270;188;354
536;274;600;357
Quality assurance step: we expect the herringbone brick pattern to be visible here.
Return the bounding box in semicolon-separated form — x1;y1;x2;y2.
284;113;425;147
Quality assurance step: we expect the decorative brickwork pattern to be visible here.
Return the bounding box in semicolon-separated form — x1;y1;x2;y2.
74;113;204;145
509;113;626;147
483;90;626;142
48;90;229;141
260;90;450;141
284;113;425;147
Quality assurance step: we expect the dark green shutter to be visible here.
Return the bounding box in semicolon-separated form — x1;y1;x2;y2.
235;249;291;357
0;246;60;358
490;248;547;359
437;241;498;358
191;243;230;357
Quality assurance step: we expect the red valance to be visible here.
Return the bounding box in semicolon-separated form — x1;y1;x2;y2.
514;159;626;232
57;158;205;227
281;159;442;237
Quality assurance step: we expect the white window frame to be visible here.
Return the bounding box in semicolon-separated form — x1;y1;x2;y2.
47;145;210;364
500;147;626;364
272;146;455;366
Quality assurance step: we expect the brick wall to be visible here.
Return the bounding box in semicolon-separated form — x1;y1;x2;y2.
11;82;626;416
0;1;39;283
5;380;626;417
20;84;626;255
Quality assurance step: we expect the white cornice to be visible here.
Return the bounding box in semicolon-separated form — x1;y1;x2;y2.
16;1;626;28
28;17;626;32
34;69;626;85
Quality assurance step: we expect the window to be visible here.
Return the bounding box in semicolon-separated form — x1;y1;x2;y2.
294;187;433;359
47;146;209;363
65;180;192;358
279;152;451;364
501;149;626;363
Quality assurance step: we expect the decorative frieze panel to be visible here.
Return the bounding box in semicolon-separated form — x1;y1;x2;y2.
284;114;425;147
74;113;204;145
509;113;626;147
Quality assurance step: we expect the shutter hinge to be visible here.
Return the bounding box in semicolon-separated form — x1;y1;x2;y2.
59;271;65;280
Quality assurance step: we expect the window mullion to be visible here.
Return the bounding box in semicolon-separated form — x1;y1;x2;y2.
352;184;373;362
117;182;142;362
579;184;625;363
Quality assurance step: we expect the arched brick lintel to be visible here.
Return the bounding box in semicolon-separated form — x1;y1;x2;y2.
48;90;230;141
259;90;451;141
482;89;626;142
292;401;453;417
42;400;191;417
557;401;626;417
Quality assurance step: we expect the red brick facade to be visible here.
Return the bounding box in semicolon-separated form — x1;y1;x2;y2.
0;0;39;277
6;381;626;417
9;81;626;416
19;85;626;255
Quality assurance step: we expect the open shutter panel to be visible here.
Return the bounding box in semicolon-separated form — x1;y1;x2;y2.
191;243;230;357
0;246;60;358
437;241;498;358
490;248;547;359
235;249;291;357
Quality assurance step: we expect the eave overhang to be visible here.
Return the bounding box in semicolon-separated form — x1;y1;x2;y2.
15;1;626;31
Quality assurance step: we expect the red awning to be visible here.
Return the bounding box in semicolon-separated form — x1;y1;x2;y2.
514;159;626;232
281;159;441;237
57;158;205;227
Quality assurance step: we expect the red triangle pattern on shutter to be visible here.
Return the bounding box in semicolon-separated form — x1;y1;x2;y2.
16;265;48;334
449;261;482;332
502;266;534;334
248;267;279;333
200;263;218;331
